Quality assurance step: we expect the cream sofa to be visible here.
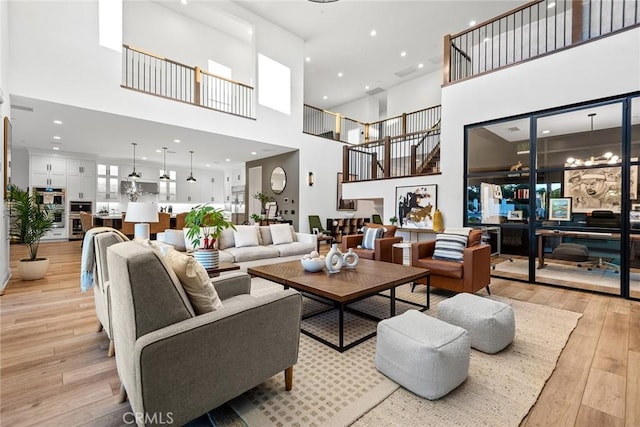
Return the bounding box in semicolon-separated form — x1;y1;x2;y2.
157;224;317;270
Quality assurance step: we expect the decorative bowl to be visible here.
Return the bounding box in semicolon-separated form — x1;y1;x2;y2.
301;258;324;273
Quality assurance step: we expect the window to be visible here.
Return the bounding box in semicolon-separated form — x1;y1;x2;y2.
258;54;291;115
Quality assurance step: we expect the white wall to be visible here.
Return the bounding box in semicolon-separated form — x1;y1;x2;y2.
124;2;253;85
386;69;442;117
0;0;9;291
331;95;380;123
344;28;640;231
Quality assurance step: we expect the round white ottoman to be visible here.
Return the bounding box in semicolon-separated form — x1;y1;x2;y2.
438;293;515;354
375;310;470;400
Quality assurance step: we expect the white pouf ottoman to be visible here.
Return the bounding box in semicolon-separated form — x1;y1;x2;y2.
438;293;515;354
375;310;470;400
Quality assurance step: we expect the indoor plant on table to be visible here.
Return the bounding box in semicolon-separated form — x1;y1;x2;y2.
8;184;55;280
184;204;236;269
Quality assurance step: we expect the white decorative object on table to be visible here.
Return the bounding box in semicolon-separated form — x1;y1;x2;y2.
325;243;343;273
301;257;324;272
343;248;359;269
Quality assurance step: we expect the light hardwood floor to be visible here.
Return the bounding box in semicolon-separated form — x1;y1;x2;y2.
1;241;638;426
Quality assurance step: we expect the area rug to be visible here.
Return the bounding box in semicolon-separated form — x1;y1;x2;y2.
226;279;581;427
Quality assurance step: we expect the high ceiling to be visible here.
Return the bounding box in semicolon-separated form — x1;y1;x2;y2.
9;0;529;170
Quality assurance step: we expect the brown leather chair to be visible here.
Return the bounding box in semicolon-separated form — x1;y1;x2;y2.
341;223;402;263
411;229;491;294
175;212;188;230
149;212;171;236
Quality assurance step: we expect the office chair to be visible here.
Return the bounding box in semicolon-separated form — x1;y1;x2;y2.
371;214;383;225
583;210;620;273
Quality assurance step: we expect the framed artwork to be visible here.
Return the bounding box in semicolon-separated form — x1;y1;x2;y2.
3;116;11;198
396;184;437;229
507;210;523;220
549;198;572;221
563;166;637;213
337;172;357;211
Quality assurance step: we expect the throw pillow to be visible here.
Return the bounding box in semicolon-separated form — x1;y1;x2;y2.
163;248;223;314
362;226;383;250
216;228;235;250
432;233;468;263
233;225;260;248
270;223;294;245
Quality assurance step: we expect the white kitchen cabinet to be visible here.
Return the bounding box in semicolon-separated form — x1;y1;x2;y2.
30;155;66;187
232;168;245;186
177;173;202;203
96;163;120;201
158;170;177;202
41;227;68;241
66;159;95;201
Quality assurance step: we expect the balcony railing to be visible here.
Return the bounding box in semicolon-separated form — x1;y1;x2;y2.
122;45;255;119
342;120;441;182
444;0;640;84
303;104;441;145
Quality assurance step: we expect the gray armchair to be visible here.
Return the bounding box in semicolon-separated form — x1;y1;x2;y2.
107;241;302;427
91;228;129;357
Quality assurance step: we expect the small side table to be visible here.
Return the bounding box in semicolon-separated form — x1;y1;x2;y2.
316;235;333;252
392;242;412;265
206;262;240;278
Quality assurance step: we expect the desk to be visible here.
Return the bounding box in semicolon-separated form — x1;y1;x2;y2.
93;214;123;229
536;230;638;269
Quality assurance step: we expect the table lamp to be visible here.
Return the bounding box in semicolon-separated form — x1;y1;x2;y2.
125;202;159;240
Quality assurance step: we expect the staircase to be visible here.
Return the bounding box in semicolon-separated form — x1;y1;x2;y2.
416;140;441;174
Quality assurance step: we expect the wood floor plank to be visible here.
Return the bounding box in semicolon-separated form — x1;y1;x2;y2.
581;368;626;419
629;305;640;352
592;309;629;377
627;351;640;427
575;404;624;427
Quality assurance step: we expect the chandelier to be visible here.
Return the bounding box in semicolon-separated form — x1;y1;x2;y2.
186;150;197;183
564;113;620;167
159;147;170;181
128;142;141;179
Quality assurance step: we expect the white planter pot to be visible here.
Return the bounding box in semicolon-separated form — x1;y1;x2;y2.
17;258;50;281
192;249;219;270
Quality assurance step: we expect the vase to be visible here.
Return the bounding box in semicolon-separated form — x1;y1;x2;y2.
433;209;444;232
18;258;50;281
192;249;219;270
325;243;343;274
343;248;359;269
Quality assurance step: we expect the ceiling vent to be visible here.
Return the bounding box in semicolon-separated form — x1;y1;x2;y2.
365;87;385;96
394;66;417;78
11;104;34;112
507;126;521;132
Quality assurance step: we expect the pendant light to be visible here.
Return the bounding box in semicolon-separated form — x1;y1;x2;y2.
128;142;141;179
159;147;170;180
186;150;197;183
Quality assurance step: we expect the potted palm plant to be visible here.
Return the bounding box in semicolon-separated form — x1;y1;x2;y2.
184;204;235;269
8;184;54;280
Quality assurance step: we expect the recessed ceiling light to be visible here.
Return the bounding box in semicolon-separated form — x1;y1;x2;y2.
53;120;63;125
547;2;556;8
180;0;187;4
248;29;253;35
251;151;257;155
142;156;147;160
155;149;161;153
52;146;60;150
173;139;181;143
400;51;407;57
53;136;61;140
206;163;211;167
469;20;476;27
483;37;490;42
542;130;551;134
323;95;328;100
225;158;231;162
418;63;424;68
370;30;377;37
305;57;311;62
365;85;370;90
338;72;343;77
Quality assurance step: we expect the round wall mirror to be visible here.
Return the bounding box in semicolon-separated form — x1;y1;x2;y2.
270;167;286;194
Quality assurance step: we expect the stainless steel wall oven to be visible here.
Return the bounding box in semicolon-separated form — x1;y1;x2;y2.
33;187;66;229
69;201;92;240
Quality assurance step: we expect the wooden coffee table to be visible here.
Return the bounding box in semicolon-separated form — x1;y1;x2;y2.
206;262;240;278
248;259;430;352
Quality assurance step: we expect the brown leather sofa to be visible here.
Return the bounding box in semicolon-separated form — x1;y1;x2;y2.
341;223;402;263
411;229;491;294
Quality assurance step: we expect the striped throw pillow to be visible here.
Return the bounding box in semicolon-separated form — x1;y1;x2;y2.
432;233;468;262
362;226;384;250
